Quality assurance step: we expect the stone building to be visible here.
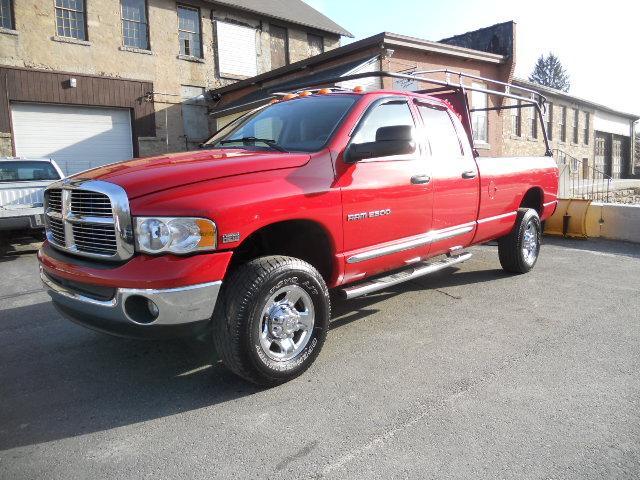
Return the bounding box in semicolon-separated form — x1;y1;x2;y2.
0;0;350;174
506;79;639;179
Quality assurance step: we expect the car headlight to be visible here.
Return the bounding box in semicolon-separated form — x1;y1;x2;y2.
134;217;217;254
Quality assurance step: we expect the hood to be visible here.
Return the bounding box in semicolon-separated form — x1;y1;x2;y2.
75;149;311;199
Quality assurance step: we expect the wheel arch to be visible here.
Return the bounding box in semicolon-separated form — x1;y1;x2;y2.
228;219;336;284
519;187;544;215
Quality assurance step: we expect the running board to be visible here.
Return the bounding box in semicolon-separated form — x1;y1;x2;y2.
339;252;472;300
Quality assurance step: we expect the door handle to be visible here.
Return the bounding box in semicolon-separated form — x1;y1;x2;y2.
410;174;431;185
461;170;477;179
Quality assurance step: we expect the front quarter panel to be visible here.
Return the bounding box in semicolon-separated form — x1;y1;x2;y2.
129;150;344;285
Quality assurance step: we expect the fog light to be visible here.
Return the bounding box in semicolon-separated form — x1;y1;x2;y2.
147;299;159;318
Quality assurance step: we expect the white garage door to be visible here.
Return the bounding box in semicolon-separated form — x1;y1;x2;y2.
11;103;134;176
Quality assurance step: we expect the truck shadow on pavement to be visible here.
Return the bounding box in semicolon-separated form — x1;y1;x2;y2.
0;265;507;451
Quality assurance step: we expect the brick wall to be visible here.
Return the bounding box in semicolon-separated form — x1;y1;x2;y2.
502;92;594;168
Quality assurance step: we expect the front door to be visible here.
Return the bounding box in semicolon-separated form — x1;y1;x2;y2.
336;97;433;284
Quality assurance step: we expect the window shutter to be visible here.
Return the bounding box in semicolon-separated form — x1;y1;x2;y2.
216;21;257;78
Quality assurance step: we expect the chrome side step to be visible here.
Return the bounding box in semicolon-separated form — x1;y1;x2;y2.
338;252;472;300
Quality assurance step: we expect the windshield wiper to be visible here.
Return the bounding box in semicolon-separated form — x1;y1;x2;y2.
218;137;288;153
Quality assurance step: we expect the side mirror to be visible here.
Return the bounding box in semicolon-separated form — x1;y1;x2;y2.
346;125;416;162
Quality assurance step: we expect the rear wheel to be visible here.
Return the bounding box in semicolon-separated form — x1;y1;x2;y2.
212;256;330;386
498;208;541;274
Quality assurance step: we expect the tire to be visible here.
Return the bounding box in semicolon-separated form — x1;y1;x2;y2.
212;255;330;386
498;208;542;274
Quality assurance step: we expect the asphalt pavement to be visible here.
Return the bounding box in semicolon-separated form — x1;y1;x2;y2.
1;238;639;479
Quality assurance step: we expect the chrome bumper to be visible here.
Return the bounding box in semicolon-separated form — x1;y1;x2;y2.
41;268;221;338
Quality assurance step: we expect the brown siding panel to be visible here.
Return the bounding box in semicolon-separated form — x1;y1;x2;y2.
0;69;8;132
0;66;156;142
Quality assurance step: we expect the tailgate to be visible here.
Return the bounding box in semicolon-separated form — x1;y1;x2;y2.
0;182;49;216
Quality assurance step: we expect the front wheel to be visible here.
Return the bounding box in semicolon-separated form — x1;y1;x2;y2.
498;208;542;274
212;256;330;386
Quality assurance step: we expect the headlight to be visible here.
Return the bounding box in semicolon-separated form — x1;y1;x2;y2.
135;217;217;254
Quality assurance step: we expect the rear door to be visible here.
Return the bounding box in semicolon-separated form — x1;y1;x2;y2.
337;97;433;284
415;102;479;256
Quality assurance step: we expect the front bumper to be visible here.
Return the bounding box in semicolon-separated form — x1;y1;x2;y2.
41;268;221;339
0;213;45;231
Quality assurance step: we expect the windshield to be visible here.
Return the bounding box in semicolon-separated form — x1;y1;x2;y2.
204;95;359;153
0;161;61;182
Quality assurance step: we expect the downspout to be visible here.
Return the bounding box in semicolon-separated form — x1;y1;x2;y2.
633;119;639;177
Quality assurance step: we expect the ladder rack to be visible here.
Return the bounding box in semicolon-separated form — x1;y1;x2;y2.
210;69;551;155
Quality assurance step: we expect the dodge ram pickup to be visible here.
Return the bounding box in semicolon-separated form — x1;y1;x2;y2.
38;71;559;386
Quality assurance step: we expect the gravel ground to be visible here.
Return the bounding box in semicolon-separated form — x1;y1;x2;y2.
0;237;638;479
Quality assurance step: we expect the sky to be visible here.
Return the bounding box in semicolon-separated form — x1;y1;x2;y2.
305;0;640;118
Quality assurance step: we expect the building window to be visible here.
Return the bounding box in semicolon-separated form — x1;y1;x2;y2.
307;33;323;57
584;112;590;145
270;25;289;69
121;0;149;49
545;102;553;141
216;21;257;78
55;0;86;40
177;5;201;57
573;108;579;143
560;106;567;142
471;82;488;144
511;99;522;137
0;0;14;30
530;109;538;139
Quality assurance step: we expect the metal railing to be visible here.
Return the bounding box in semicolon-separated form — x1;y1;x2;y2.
554;149;611;202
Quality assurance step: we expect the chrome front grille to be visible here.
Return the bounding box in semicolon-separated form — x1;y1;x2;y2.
70;191;113;217
46;189;62;212
44;180;134;261
72;223;117;255
48;217;66;245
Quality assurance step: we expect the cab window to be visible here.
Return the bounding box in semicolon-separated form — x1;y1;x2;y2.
352;100;415;145
417;105;463;157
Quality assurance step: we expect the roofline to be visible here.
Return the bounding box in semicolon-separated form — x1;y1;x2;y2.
383;32;506;64
210;31;506;95
210;33;387;95
440;21;515;44
513;78;640;120
204;1;353;37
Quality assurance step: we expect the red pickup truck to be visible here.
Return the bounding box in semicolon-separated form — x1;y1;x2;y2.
39;72;558;385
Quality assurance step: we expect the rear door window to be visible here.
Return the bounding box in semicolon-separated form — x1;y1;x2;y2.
417;105;463;157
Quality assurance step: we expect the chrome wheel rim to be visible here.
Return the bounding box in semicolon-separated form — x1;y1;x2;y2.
259;285;315;361
522;221;539;265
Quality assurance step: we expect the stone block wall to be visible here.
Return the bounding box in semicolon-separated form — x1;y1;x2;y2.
0;0;342;157
502;93;594;168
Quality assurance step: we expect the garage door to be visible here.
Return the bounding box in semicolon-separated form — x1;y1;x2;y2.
11;103;134;176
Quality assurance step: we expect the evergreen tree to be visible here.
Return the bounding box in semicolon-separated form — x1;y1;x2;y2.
529;53;571;92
